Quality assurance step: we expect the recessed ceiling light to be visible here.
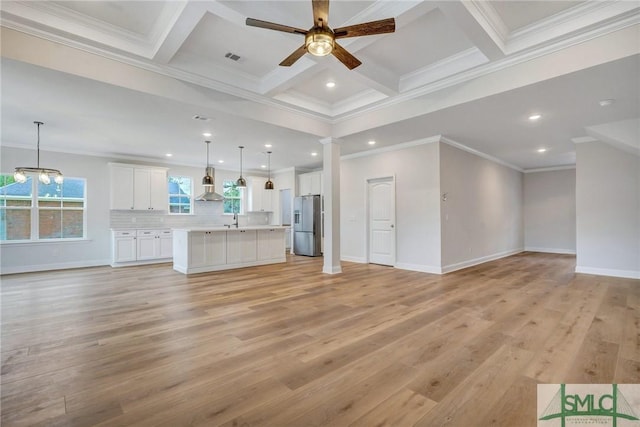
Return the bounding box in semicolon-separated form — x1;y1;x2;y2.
203;132;212;137
599;99;615;107
265;143;272;148
311;152;318;156
165;153;173;157
261;164;266;168
218;160;224;163
528;114;542;121
368;140;376;145
537;148;547;153
326;81;336;88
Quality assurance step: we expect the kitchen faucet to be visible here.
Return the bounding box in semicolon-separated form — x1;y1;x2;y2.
233;212;239;228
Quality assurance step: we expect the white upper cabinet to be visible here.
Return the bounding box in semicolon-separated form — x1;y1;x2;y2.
298;171;322;196
109;163;168;210
110;165;135;210
247;176;273;212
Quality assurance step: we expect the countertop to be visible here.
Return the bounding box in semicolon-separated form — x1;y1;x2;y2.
172;225;289;232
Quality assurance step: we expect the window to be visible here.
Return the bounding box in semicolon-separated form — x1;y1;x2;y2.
168;176;192;214
0;174;86;241
223;180;243;214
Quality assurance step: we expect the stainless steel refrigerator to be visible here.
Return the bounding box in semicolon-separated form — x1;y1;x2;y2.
293;195;322;256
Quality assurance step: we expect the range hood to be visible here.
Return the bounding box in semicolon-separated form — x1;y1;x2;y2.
196;141;224;202
196;167;224;201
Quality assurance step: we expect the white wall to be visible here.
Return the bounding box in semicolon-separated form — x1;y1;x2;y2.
0;147;269;274
1;147;112;273
575;141;640;278
524;169;576;254
340;141;441;272
439;143;524;272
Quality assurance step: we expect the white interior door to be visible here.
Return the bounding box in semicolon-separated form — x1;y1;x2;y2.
368;177;395;266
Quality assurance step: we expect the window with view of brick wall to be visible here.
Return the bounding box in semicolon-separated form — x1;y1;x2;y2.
0;175;86;241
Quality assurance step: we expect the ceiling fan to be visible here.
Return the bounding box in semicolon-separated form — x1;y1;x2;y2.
245;0;395;70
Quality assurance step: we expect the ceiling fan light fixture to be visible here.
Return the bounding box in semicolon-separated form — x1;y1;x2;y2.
305;28;334;56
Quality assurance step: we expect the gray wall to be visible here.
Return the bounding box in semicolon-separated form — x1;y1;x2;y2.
524;169;576;254
439;143;524;272
576;141;640;278
340;141;442;272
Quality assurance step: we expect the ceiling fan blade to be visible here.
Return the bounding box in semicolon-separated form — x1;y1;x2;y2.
334;18;396;39
332;43;362;70
246;18;307;35
312;0;329;27
280;45;308;67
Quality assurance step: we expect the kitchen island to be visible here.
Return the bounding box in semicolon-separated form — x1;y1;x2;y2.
172;226;287;274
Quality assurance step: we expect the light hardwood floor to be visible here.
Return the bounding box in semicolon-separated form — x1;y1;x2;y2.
1;252;639;426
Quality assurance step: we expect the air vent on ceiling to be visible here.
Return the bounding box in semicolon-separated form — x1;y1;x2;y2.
225;52;241;62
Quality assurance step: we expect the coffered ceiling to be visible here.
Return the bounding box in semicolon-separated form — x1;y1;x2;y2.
1;1;638;173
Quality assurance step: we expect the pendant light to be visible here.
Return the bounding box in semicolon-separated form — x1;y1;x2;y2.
236;146;247;188
14;121;63;185
264;151;274;190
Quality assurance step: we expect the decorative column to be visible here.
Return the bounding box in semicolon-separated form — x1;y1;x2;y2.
320;137;342;274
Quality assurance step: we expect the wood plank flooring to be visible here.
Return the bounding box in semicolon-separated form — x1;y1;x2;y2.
1;252;638;426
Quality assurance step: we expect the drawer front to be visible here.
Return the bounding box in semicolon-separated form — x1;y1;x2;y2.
136;230;156;237
113;230;135;237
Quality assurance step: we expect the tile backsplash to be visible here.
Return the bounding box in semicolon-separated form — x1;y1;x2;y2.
110;201;272;229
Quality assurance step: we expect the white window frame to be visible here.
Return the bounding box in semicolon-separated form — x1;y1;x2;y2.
0;175;87;242
223;180;245;215
168;175;194;215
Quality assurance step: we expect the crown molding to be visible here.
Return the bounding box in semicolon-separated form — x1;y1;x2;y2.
571;136;599;144
440;137;524;173
399;47;488;92
523;165;576;174
506;0;639;54
341;136;441;161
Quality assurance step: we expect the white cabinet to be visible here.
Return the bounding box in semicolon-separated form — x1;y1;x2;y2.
189;231;226;268
298;171;322;195
136;229;173;261
257;229;285;260
109;163;168;210
173;228;286;274
111;229;172;266
110;165;135;210
113;230;137;263
247;176;273;212
227;230;257;264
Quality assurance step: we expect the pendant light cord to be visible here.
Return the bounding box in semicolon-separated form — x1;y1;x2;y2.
35;121;43;168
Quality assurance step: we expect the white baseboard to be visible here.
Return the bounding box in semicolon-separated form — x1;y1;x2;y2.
341;256;367;264
441;248;524;274
394;262;443;274
575;266;640;279
323;265;343;274
1;259;111;275
525;247;576;255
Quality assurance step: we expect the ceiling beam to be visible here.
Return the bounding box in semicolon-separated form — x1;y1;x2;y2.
152;2;207;64
438;0;507;61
